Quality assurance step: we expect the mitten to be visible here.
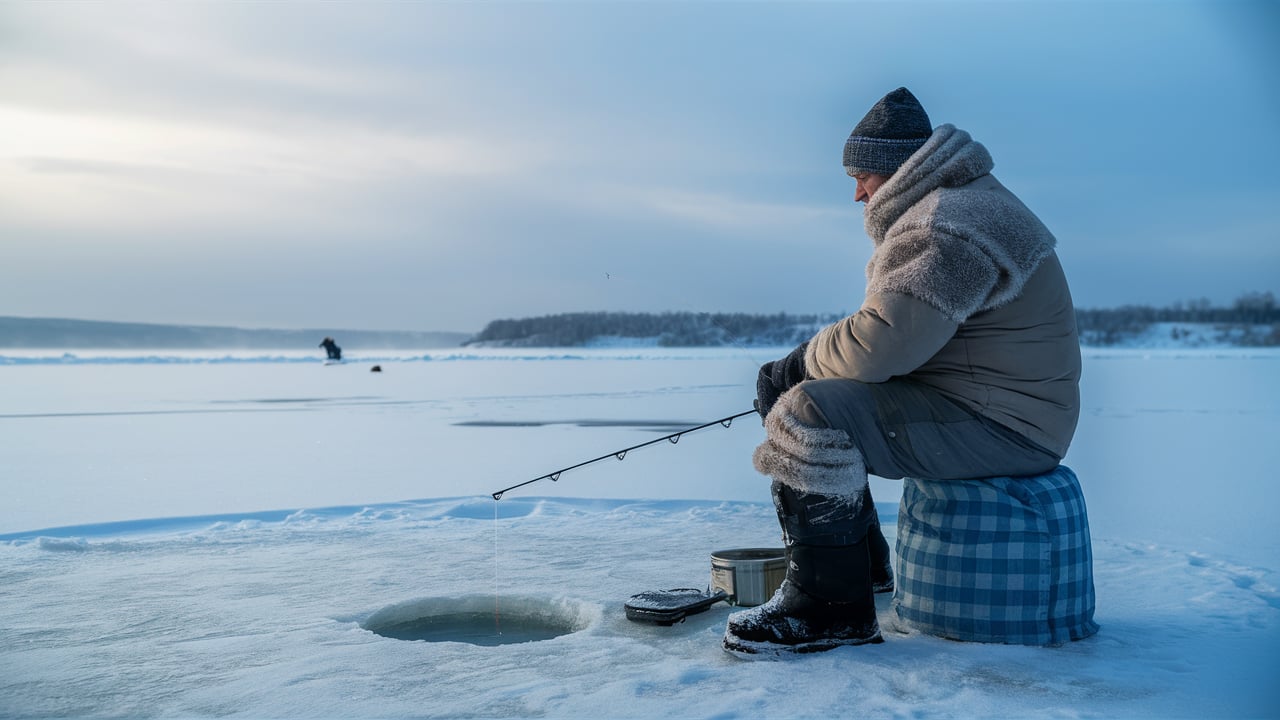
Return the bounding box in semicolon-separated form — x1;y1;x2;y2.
755;342;809;418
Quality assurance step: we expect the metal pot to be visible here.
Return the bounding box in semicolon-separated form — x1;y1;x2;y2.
710;548;785;606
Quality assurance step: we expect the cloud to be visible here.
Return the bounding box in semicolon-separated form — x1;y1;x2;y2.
0;102;541;235
16;156;205;182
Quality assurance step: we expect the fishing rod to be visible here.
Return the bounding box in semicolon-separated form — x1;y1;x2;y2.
491;408;758;500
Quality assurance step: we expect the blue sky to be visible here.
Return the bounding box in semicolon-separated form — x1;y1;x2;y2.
2;1;1277;332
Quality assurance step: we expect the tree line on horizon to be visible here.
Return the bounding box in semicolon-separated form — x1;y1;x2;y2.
3;293;1276;349
1075;291;1279;346
467;292;1280;348
465;311;840;348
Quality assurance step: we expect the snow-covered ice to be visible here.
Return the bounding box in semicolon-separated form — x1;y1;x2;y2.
2;347;1278;718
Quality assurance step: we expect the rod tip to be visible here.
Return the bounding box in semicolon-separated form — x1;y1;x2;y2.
491;492;504;501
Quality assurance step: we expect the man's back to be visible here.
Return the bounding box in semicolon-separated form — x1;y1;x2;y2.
913;249;1081;457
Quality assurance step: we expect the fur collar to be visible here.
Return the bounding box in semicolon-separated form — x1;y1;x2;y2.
864;124;994;243
860;124;1056;322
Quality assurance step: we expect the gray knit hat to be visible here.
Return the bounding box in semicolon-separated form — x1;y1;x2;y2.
843;87;932;177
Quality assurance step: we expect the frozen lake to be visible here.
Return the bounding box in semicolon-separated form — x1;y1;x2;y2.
2;348;1278;717
3;347;1278;567
1;348;775;535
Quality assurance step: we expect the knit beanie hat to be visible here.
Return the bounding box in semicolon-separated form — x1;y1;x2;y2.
843;87;933;177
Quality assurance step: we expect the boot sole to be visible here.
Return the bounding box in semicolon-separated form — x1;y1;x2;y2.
722;630;884;658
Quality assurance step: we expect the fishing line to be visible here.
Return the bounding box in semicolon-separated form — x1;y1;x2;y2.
493;499;501;635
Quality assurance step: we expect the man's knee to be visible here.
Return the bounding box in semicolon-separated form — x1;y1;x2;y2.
778;379;907;480
785;378;881;432
778;383;833;430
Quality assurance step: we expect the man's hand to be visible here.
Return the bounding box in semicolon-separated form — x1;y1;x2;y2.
755;342;809;419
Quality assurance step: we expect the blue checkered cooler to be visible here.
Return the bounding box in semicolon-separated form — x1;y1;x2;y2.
892;464;1099;645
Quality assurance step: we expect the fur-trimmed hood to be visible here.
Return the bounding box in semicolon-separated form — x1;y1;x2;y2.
862;124;1057;323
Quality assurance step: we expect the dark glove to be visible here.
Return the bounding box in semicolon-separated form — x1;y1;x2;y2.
755;342;809;419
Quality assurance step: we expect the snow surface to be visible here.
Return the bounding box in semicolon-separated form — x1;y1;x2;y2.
2;347;1278;718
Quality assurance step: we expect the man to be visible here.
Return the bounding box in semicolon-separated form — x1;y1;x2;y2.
319;337;342;361
723;87;1081;655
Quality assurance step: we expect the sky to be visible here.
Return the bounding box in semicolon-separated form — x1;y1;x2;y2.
2;1;1277;334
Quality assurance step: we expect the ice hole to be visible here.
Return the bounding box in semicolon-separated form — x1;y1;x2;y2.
361;594;589;646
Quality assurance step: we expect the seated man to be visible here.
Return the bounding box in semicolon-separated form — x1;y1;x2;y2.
319;337;342;361
724;87;1081;655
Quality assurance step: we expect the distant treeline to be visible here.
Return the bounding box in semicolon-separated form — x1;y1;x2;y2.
1076;292;1280;346
468;292;1280;348
465;312;841;347
6;293;1277;350
0;317;470;349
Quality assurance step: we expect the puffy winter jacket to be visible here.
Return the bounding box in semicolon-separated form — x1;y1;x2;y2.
804;124;1081;457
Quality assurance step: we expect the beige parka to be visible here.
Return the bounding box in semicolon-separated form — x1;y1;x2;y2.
805;124;1081;457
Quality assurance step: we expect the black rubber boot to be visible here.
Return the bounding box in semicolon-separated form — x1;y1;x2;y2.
868;522;894;594
864;486;895;593
723;482;882;656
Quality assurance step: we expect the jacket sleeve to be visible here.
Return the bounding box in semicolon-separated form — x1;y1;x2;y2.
804;291;958;383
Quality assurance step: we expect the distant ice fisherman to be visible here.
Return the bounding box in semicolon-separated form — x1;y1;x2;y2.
319;337;342;362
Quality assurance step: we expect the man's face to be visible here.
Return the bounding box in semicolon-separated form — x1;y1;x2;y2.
853;172;889;203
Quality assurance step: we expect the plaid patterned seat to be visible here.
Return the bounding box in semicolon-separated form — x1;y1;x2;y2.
892;464;1099;645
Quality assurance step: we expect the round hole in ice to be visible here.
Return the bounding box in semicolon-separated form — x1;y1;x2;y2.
361;594;589;646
